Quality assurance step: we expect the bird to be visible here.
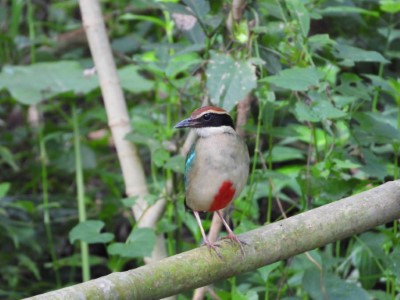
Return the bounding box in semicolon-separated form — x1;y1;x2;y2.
175;105;250;254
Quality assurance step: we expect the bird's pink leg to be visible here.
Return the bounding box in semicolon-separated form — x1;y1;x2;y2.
193;211;222;258
216;210;245;255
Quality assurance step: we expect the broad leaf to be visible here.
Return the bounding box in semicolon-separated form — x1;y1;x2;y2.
353;112;400;143
0;146;19;171
303;268;370;300
287;0;310;37
380;0;400;13
183;0;210;18
206;51;257;111
0;61;99;105
294;100;346;122
69;220;114;244
264;146;305;162
107;228;156;258
318;6;379;17
262;67;321;91
0;62;154;105
352;232;385;289
0;182;10;197
335;45;389;64
257;262;281;282
359;149;388;180
119;65;154;93
308;34;337;49
163;155;185;173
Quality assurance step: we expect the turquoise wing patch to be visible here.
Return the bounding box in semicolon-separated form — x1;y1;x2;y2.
184;144;195;188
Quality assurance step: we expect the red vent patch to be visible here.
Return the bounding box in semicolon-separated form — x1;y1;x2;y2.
209;181;236;212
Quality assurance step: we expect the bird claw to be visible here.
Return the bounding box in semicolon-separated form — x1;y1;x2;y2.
221;233;246;255
203;241;224;259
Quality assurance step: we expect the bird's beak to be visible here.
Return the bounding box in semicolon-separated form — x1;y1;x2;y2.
175;117;195;128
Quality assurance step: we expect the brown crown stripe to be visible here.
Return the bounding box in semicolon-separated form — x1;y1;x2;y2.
191;106;228;118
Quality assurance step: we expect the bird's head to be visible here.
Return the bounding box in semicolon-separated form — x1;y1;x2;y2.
175;106;235;137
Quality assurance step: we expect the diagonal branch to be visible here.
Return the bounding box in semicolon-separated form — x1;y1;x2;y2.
27;180;400;300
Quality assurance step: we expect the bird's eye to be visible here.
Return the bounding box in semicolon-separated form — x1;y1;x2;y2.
202;113;211;120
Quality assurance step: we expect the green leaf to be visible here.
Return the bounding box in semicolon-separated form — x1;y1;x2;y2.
44;254;104;269
4;223;35;249
0;62;99;105
336;73;372;102
165;52;202;78
129;114;159;136
294;100;346;122
152;148;170;167
309;177;356;203
359;149;388;180
81;145;97;170
163;155;185;173
287;0;310;37
264;146;304;162
183;0;210;18
69;220;114;244
377;27;400;44
257;262;281;282
380;0;400;13
206;51;257;111
0;182;10;197
318;6;380;17
17;254;41;280
335;45;389;64
308;34;337;52
119;13;166;27
157;219;178;234
332;159;361;170
107;228;156;258
233;19;250;44
262;67;321;91
352;232;385;289
353;112;400;144
387;246;400;278
0;62;152;105
119;65;154;94
121;196;139;208
0;146;19;171
303;268;370;300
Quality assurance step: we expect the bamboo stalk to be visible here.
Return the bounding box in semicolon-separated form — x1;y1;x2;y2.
26;180;400;300
78;0;167;262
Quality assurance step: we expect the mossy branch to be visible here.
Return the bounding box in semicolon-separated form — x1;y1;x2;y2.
27;181;400;300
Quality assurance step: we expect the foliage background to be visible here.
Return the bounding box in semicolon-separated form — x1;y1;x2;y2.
0;0;399;299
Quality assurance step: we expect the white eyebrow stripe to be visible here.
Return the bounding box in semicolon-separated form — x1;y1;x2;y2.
194;110;228;119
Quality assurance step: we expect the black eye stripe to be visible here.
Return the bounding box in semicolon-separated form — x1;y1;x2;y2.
194;113;235;129
202;113;211;120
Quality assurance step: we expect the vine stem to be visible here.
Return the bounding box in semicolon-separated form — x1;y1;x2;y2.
72;105;90;281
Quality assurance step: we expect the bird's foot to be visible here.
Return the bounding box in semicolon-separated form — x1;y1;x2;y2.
221;233;246;255
203;241;223;259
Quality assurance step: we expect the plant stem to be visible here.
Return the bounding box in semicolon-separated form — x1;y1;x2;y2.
267;134;273;224
72;104;90;281
10;0;23;39
372;16;393;112
27;0;36;63
39;125;61;287
246;99;264;207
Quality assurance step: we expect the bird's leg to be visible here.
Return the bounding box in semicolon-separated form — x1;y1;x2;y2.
216;210;246;255
193;211;222;258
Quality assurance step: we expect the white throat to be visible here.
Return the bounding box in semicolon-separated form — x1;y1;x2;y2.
195;126;236;137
